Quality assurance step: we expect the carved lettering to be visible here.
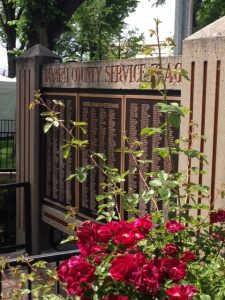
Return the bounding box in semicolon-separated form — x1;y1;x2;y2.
42;60;182;89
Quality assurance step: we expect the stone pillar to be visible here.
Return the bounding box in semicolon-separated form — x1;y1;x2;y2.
16;45;61;254
181;17;225;212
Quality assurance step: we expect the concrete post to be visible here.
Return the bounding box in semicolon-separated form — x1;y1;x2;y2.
181;16;225;213
16;45;61;254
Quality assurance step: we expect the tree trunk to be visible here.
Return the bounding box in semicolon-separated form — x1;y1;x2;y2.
6;26;16;78
7;53;16;78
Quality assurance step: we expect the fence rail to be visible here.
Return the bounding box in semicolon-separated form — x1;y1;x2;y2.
0;120;16;171
0;249;80;299
0;182;31;254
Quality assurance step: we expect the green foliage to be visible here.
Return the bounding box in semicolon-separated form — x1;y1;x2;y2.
194;0;225;30
55;0;144;61
0;138;16;169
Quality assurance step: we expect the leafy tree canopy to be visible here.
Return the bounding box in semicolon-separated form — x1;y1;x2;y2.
194;0;225;30
55;0;143;61
0;0;85;77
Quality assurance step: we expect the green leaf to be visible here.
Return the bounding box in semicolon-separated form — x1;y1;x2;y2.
181;68;190;81
193;203;209;210
43;295;64;300
141;127;164;136
29;101;36;110
159;187;171;199
66;174;76;181
200;295;212;300
158;170;169;182
21;289;31;295
60;235;76;244
76;167;87;183
71;121;87;126
96;194;106;201
43;122;52;133
181;204;193;210
142;190;155;203
96;215;106;221
94;152;107;161
154;147;170;158
52;120;59;127
169;113;181;128
71;139;88;147
40;111;55;117
52;99;65;106
62;145;71;159
150;179;162;187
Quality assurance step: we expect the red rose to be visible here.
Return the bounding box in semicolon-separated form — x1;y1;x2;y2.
210;209;225;223
164;258;187;281
166;284;197;300
97;223;114;243
102;295;128;300
181;251;197;262
110;254;164;296
163;244;179;256
133;215;153;234
113;222;144;248
166;221;185;233
77;221;100;256
109;253;147;282
134;258;164;295
57;259;69;282
58;256;95;296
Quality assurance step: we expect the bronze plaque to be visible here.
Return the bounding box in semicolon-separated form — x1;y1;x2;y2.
124;98;179;215
43;95;76;207
78;96;122;219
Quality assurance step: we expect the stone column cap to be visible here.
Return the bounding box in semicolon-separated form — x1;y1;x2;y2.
17;44;60;59
185;16;225;41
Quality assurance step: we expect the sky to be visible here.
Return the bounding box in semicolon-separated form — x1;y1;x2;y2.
126;0;175;43
0;0;175;69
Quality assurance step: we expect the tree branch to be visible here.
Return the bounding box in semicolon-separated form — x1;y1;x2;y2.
16;7;24;20
0;12;6;32
48;0;85;46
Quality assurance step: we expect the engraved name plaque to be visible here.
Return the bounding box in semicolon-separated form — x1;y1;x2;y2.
43;95;76;207
41;92;180;229
124;97;179;216
77;96;122;219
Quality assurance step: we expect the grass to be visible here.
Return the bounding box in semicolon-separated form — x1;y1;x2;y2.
0;138;16;169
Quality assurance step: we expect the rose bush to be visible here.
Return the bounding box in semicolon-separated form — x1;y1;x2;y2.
58;210;225;299
26;20;225;300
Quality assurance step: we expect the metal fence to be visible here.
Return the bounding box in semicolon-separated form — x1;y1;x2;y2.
0;182;31;254
0;249;80;299
0;120;16;171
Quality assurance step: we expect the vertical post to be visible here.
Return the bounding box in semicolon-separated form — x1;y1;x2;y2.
181;17;225;213
24;182;31;254
16;44;61;254
174;0;193;55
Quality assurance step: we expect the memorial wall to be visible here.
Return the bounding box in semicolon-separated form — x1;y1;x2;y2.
41;57;181;230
